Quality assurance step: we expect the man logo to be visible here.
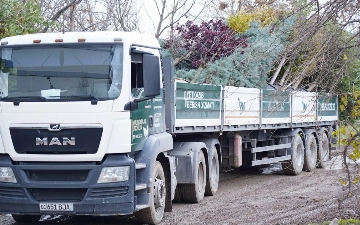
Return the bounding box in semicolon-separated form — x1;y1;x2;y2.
36;137;75;146
49;124;61;131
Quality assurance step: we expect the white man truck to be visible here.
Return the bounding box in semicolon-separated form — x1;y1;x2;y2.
0;31;337;224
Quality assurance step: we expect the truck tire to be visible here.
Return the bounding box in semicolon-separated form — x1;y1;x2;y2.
282;134;304;175
174;150;206;203
11;215;41;223
205;147;219;196
318;132;330;168
135;161;166;225
303;134;317;172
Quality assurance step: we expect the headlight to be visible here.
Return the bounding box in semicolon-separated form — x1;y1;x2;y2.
97;166;130;183
0;167;17;183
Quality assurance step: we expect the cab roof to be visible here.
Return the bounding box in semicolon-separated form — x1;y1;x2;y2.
0;31;160;48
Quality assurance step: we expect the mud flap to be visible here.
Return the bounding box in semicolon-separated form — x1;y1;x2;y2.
169;142;208;184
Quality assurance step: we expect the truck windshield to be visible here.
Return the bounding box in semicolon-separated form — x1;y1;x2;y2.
0;44;123;102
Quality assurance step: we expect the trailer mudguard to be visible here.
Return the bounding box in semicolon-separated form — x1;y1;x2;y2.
170;142;208;184
195;138;221;170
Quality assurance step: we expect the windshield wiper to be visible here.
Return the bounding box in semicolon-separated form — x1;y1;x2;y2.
55;95;99;105
0;96;48;105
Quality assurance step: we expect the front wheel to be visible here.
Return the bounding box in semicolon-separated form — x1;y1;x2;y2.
135;161;166;225
12;215;41;223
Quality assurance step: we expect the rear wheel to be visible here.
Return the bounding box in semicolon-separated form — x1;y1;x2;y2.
282;134;304;175
303;134;317;172
318;132;330;168
205;147;219;196
174;150;206;203
12;215;41;223
135;161;166;225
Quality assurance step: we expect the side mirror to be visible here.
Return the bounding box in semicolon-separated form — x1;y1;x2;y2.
5;59;13;68
1;58;14;73
143;54;160;97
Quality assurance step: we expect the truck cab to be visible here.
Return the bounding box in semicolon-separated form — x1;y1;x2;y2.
0;31;173;224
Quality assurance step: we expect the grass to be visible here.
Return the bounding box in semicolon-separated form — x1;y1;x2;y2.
311;219;360;225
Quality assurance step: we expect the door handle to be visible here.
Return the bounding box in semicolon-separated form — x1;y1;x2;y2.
149;116;154;128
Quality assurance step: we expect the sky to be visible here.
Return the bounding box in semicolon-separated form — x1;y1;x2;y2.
138;0;212;38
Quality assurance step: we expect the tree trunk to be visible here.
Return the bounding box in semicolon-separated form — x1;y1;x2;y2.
191;67;204;83
280;61;293;86
269;55;286;85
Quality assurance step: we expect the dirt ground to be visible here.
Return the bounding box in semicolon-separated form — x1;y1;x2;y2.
1;152;358;225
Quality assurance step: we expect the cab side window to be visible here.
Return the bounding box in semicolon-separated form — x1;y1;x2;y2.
131;54;143;90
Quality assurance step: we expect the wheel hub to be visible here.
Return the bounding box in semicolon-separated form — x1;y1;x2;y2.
154;178;165;208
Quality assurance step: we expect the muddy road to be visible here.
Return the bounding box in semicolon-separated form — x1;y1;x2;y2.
0;155;356;225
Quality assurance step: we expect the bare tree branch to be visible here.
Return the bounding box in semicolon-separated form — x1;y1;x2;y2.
41;0;83;33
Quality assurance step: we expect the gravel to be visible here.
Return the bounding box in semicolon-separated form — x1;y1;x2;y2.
1;153;357;225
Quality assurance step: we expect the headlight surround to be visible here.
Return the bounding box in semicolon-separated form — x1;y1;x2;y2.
0;167;17;183
97;166;130;183
0;134;5;154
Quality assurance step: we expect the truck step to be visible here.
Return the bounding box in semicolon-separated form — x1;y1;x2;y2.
252;155;291;166
135;183;147;191
135;163;146;169
135;204;149;211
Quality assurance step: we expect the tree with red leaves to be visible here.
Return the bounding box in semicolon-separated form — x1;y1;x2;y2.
165;20;247;70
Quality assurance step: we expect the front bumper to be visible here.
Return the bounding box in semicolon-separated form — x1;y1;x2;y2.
0;154;136;215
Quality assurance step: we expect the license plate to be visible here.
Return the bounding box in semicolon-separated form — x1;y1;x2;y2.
39;203;74;211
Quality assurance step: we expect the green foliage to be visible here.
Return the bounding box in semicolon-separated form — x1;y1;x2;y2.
339;219;360;225
175;17;295;88
228;7;280;33
311;219;360;225
0;0;52;39
338;57;360;121
335;121;360;187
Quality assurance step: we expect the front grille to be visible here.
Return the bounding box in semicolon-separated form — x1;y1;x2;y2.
29;188;87;202
27;170;89;182
0;187;25;198
10;128;103;154
89;186;129;199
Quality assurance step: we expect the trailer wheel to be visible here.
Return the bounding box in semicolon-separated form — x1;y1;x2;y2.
303;134;317;172
282;134;304;175
135;161;166;225
174;150;206;203
205;147;219;196
318;132;330;168
12;215;41;223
